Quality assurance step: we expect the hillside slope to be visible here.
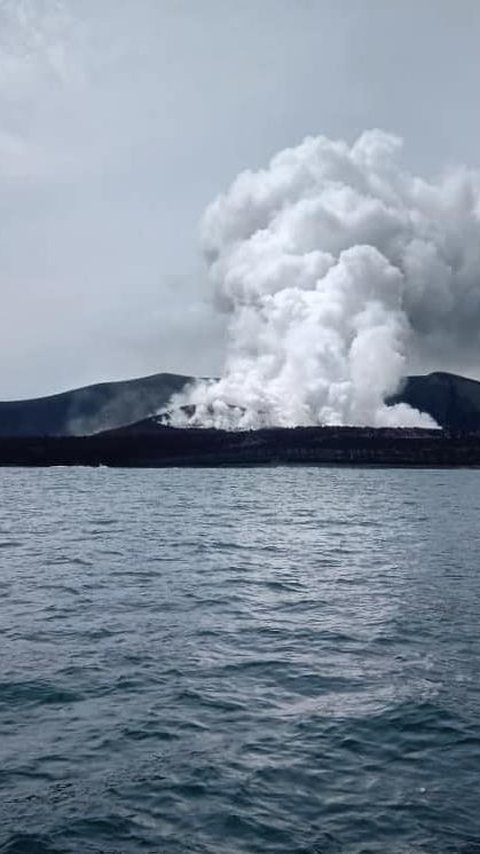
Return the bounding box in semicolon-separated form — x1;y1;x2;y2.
0;373;191;437
389;372;480;432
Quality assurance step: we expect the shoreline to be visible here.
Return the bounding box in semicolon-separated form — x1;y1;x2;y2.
1;424;480;468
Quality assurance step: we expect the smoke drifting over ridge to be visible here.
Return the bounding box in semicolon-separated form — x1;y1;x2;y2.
165;130;480;429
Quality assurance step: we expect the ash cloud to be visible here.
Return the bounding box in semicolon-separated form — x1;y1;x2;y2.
165;130;480;429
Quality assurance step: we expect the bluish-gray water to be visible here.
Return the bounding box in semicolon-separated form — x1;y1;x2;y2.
1;467;480;854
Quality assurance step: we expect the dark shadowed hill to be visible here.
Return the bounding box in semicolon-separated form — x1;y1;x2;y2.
0;373;191;437
388;372;480;432
1;370;480;436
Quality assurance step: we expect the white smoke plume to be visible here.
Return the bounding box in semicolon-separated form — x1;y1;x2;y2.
166;130;480;429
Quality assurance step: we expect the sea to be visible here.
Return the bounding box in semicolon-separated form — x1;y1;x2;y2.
1;466;480;854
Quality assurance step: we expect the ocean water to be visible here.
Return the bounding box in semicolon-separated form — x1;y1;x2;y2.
1;467;480;854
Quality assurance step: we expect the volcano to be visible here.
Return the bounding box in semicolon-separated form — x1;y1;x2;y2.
1;371;480;437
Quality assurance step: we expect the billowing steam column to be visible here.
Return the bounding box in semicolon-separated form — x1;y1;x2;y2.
167;130;480;430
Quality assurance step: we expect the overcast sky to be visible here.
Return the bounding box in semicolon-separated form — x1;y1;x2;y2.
1;0;479;398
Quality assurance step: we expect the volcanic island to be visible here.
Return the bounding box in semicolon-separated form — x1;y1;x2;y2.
1;371;480;467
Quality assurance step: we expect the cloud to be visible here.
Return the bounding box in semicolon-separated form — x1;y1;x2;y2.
167;130;480;428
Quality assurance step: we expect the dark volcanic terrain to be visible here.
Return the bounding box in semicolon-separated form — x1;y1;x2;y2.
0;373;189;437
0;423;479;468
388;372;480;432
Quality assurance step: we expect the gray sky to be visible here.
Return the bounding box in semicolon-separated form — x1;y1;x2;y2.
1;0;479;398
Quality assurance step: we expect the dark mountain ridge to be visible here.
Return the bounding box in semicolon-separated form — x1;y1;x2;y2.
0;372;190;437
388;372;480;432
1;370;480;437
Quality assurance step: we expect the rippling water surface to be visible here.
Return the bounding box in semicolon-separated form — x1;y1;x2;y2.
1;467;480;853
